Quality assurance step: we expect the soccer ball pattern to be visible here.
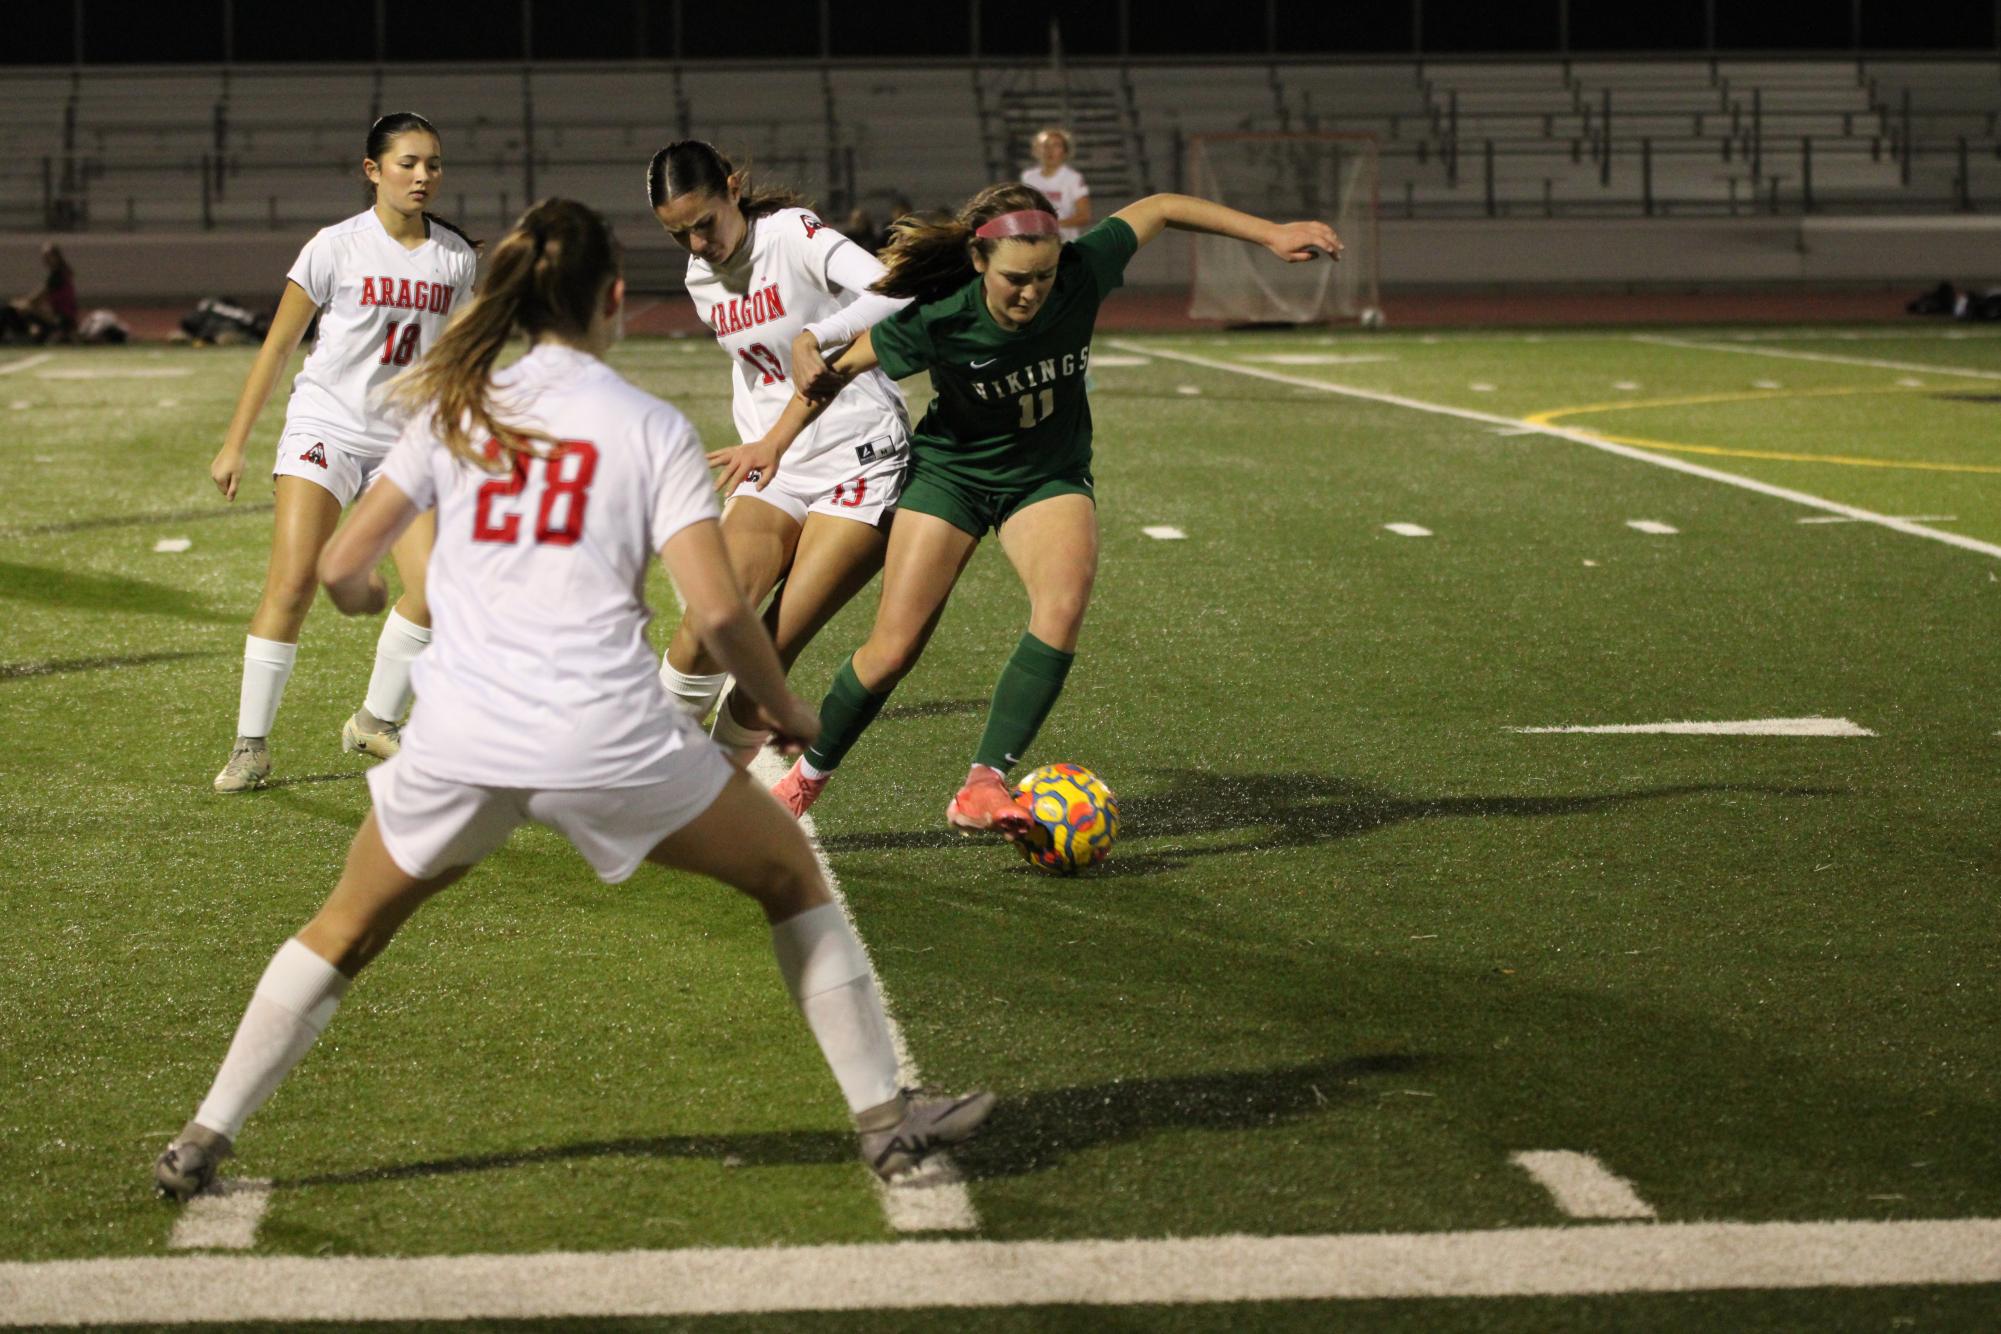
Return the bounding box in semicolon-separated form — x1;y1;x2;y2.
1013;763;1119;874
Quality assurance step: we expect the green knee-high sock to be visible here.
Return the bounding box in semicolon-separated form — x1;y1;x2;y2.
972;633;1075;775
804;656;894;773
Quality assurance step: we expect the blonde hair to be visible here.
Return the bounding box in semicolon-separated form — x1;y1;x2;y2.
1033;126;1074;155
872;182;1058;305
392;198;618;466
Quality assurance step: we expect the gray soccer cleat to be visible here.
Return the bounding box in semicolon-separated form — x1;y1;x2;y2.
153;1121;233;1202
212;738;271;793
340;713;401;760
856;1088;995;1181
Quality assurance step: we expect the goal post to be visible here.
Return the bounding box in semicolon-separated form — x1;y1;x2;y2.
1186;132;1382;326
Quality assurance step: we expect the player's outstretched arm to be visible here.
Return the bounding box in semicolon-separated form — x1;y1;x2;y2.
318;478;420;615
210;282;319;501
707;331;883;494
1111;194;1341;264
661;518;820;751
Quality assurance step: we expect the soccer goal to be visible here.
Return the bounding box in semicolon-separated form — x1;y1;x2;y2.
1186;132;1382;326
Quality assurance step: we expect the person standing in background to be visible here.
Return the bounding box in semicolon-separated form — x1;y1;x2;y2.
1020;128;1090;242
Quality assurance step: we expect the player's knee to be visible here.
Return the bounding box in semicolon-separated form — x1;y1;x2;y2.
748;846;829;921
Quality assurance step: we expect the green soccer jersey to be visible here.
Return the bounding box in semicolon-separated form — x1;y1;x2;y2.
871;216;1140;491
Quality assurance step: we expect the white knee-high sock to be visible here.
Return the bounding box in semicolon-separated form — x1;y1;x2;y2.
710;684;772;763
236;636;299;740
660;661;727;722
362;609;432;724
770;903;900;1115
193;939;351;1141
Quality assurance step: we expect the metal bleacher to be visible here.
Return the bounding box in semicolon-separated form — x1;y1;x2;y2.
2;55;1995;241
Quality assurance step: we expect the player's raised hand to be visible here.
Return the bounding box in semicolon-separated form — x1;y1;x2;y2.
209;443;246;500
1267;221;1342;264
789;330;848;403
706;436;782;494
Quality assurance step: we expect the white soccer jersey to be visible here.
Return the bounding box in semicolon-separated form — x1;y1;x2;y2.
282;210;479;456
683;208;908;469
377;343;721;788
1020;164;1090;241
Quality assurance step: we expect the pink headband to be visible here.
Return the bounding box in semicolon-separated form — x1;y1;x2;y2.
975;210;1060;239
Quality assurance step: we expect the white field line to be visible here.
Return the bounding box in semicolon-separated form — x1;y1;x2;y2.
1510;1152;1656;1220
166;1179;272;1251
1632;334;2001;382
1626;520;1679;535
1515;717;1876;737
36;367;193;379
1242;353;1392;366
1384;523;1433;537
1091;354;1152;367
9;1219;2001;1323
1109;340;2001;564
1798;514;1955;525
0;352;54;376
746;749;978;1234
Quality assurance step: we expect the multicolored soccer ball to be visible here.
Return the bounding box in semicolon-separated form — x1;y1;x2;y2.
1013;763;1120;875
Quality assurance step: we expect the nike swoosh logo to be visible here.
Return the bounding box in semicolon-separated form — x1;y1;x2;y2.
971;358;998;369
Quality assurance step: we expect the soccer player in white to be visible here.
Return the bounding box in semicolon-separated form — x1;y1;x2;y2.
1020;127;1091;242
646;141;912;759
153;199;992;1202
207;112;480;793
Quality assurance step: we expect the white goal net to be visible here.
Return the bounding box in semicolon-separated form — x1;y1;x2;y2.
1187;132;1381;325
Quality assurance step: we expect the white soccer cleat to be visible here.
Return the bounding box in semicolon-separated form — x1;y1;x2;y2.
340;713;401;760
212;739;271;793
856;1088;995;1181
153;1121;233;1202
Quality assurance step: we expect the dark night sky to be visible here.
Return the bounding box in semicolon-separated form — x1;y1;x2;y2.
3;0;1997;64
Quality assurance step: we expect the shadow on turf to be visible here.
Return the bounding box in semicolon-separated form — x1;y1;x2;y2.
817;771;1845;875
274;1052;1422;1190
0;558;234;623
0;648;217;680
0;499;272;539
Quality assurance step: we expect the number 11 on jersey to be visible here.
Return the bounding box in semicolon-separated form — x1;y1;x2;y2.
1017;387;1054;429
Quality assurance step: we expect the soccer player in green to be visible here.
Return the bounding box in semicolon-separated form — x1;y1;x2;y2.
705;182;1339;834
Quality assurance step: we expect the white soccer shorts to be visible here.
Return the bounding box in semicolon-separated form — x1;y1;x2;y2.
367;747;735;885
272;430;384;506
731;430;907;526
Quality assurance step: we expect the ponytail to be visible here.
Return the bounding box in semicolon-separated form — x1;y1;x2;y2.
874;182;1056;304
393;198;618;467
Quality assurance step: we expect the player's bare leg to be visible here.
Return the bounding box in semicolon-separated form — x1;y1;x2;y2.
156;815;466;1199
948;493;1099;836
345;510;437;760
218;478;341;792
647;771;992;1178
715;508;888;765
662;494;800;720
775;510;978;816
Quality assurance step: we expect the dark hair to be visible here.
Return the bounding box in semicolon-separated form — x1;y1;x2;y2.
645;139;813;221
392;198;619;466
873;182;1057;304
364;111;479;251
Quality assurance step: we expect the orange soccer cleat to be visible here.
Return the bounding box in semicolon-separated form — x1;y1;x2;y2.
771;758;829;818
946;764;1034;839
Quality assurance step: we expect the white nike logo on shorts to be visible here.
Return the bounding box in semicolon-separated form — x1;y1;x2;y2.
972;358;998;368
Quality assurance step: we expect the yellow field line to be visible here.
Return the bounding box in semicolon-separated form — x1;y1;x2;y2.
1524;387;2001;475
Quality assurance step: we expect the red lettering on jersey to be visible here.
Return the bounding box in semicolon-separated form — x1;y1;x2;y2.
801;215;822;239
764;285;785;319
396;278;413;309
360;277;377;307
413;281;428;310
381;275;395;306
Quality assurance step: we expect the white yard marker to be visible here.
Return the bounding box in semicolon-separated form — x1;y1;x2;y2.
1383;523;1433;537
1515;717;1876;737
746;751;978;1234
1612;380;1641;390
1090;354;1152;367
10;1218;2001;1322
1243;353;1391;366
152;538;192;554
1175;385;1203;396
1109;340;2001;564
0;352;54;376
156;398;180;408
167;1179;272;1250
1752;379;1781;389
1896;377;1925;388
1143;525;1187;540
1469;382;1497;392
1510;1152;1656;1220
9;400;30;411
37;367;193;379
1633;334;2001;383
1626;520;1679;535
